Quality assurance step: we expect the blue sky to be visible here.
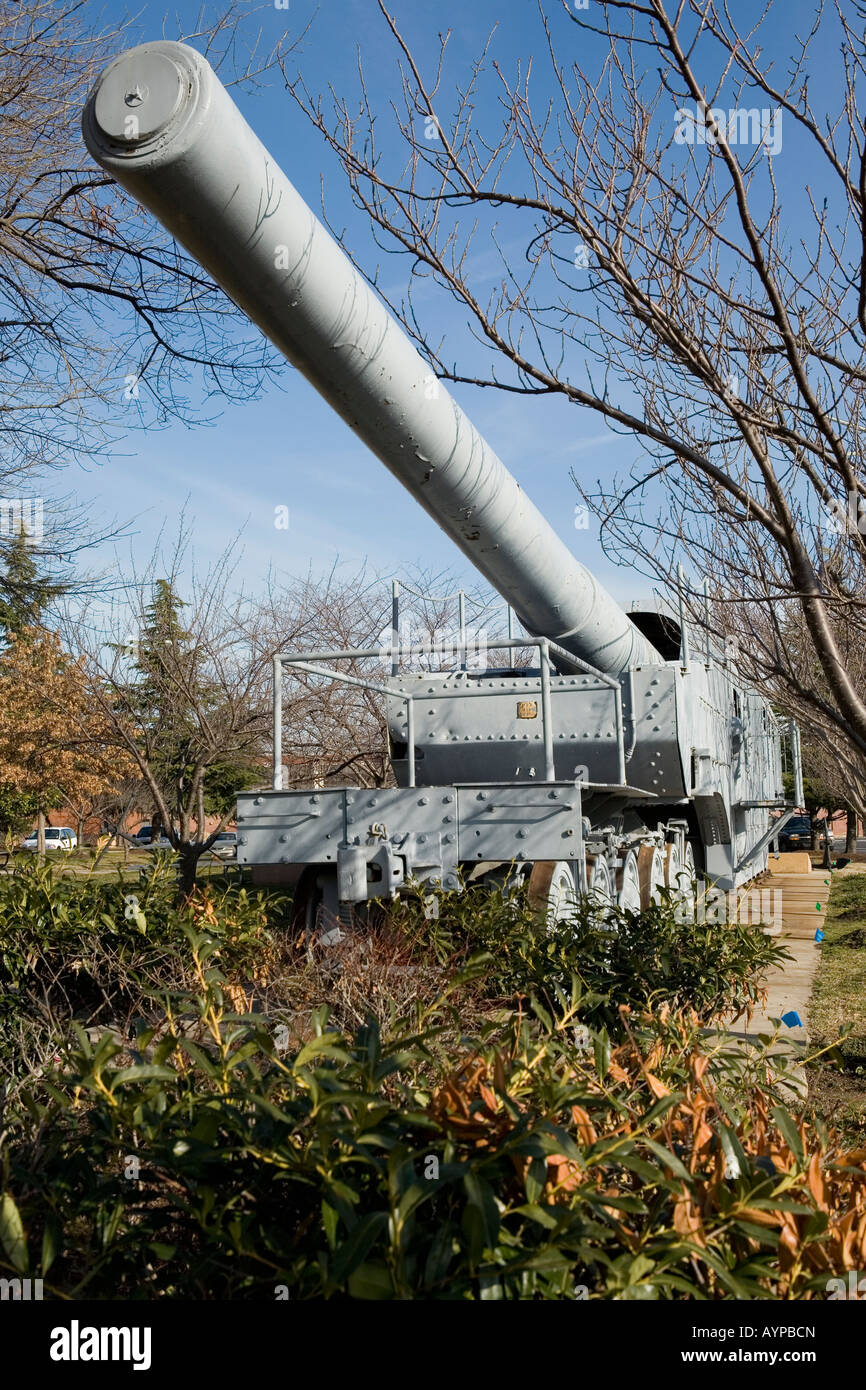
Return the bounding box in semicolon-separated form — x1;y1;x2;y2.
75;0;830;623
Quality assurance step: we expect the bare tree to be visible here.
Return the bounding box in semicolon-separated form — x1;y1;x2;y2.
71;534;275;893
0;0;285;571
285;0;866;794
257;562;504;790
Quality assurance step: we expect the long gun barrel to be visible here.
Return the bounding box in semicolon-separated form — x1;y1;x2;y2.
82;41;660;675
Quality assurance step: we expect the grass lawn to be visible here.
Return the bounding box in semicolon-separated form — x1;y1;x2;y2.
3;847;244;882
807;867;866;1145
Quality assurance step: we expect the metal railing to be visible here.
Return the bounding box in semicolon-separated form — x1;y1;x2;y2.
270;635;627;792
389;578;518;675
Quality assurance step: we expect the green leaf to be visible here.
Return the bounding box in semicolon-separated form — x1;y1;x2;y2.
178;1040;218;1077
513;1203;559;1230
771;1106;805;1165
330;1212;389;1288
394;1184;427;1231
641;1137;692;1182
322;1201;338;1252
463;1172;500;1257
347;1260;394;1300
593;1027;611;1080
294;1034;350;1068
0;1193;28;1274
41;1220;59;1277
109;1064;177;1089
717;1122;748;1180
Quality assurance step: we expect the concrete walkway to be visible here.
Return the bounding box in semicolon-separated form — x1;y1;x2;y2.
701;865;832;1098
737;867;832;1045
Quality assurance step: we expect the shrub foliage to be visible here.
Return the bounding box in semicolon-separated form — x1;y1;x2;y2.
0;862;861;1299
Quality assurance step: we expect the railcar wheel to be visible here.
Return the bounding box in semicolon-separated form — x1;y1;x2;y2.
637;843;665;909
528;860;579;925
680;841;699;913
291;867;343;947
584;853;614;907
616;847;642;913
664;839;682;890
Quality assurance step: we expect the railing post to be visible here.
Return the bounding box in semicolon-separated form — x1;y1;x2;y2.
507;606;515;668
790;720;804;808
406;697;416;787
614;683;627;785
458;589;466;671
677;563;690;669
539;640;555;782
391;579;400;677
272;654;283;791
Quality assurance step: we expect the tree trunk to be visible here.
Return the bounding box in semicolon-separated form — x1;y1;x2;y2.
846;809;859;857
36;806;45;858
821;820;833;870
177;844;199;900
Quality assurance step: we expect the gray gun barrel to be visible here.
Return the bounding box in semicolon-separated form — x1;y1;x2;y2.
82;41;660;675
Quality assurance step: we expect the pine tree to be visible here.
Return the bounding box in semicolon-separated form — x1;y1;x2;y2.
127;580;202;842
0;529;63;643
115;578;262;892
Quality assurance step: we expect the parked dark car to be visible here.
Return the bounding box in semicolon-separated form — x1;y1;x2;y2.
131;825;172;849
778;814;814;851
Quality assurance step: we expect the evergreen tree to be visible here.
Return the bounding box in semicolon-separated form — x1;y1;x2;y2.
118;579;263;891
0;529;63;644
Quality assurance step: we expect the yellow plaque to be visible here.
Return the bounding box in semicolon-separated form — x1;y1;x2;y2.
517;700;538;719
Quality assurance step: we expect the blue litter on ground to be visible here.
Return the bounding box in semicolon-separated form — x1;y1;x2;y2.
815;928;825;942
781;1010;804;1028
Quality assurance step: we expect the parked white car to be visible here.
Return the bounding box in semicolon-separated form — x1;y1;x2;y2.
209;831;237;860
21;827;77;851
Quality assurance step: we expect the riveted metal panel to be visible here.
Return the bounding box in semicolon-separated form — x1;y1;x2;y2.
388;672;622;786
456;783;582;863
237;787;457;867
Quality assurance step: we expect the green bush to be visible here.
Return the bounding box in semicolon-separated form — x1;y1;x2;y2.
2;873;863;1300
387;879;787;1029
0;856;280;1082
2;936;864;1300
